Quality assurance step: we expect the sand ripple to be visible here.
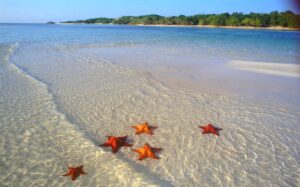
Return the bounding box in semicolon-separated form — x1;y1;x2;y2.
1;43;299;186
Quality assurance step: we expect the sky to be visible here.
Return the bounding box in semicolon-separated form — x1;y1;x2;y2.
0;0;298;23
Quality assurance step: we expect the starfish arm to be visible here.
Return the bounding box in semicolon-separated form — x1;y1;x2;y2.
124;142;133;147
62;172;71;176
144;143;150;148
71;174;79;181
145;129;154;135
133;149;142;153
100;142;110;147
112;146;120;153
138;155;146;160
148;151;159;159
131;126;138;129
120;135;128;139
152;147;162;152
150;155;158;159
78;166;86;174
212;132;219;136
135;131;142;135
133;149;144;160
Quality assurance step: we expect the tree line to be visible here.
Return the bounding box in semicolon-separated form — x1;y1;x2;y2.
63;11;300;28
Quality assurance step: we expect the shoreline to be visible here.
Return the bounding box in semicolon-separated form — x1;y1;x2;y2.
59;22;300;31
137;24;300;31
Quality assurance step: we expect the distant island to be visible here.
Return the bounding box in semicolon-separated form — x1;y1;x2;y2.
62;11;300;29
47;21;56;24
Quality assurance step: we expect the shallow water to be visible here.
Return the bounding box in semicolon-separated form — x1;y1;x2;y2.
0;24;300;186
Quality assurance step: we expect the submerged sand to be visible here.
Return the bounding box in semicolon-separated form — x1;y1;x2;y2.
229;60;300;78
0;43;298;186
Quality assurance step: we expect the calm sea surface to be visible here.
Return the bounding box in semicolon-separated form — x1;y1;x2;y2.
0;23;299;63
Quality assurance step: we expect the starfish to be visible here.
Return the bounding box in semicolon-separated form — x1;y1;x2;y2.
131;122;158;135
199;124;222;136
132;143;162;160
62;165;86;181
100;135;132;153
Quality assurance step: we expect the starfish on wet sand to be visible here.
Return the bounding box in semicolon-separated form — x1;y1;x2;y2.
100;135;132;153
131;122;158;135
62;165;86;181
132;143;162;160
199;124;222;136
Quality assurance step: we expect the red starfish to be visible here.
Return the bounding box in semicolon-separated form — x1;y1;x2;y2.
131;122;158;135
199;124;222;136
132;143;162;160
100;135;132;153
62;165;86;181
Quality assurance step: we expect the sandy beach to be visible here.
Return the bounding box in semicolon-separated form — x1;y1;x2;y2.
133;24;300;31
60;22;300;31
0;24;299;186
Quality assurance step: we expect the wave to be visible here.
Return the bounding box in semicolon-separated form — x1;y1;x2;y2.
2;43;173;186
0;43;19;64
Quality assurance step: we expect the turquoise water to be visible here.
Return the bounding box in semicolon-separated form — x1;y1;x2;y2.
0;24;300;186
0;23;299;63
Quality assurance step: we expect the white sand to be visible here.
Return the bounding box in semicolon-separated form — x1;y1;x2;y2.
1;43;298;186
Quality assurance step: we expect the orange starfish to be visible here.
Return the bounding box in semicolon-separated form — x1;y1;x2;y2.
199;124;222;136
132;143;162;160
100;135;132;153
62;165;86;181
131;122;158;135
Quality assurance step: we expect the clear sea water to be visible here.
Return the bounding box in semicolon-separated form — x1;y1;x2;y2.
1;24;299;63
0;24;299;186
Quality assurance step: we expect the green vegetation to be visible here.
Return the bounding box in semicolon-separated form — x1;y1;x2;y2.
62;11;300;28
47;21;56;24
63;17;113;24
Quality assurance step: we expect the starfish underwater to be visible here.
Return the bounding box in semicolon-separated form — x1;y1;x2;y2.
132;143;162;160
131;122;158;135
62;165;86;181
199;124;223;136
100;135;132;153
